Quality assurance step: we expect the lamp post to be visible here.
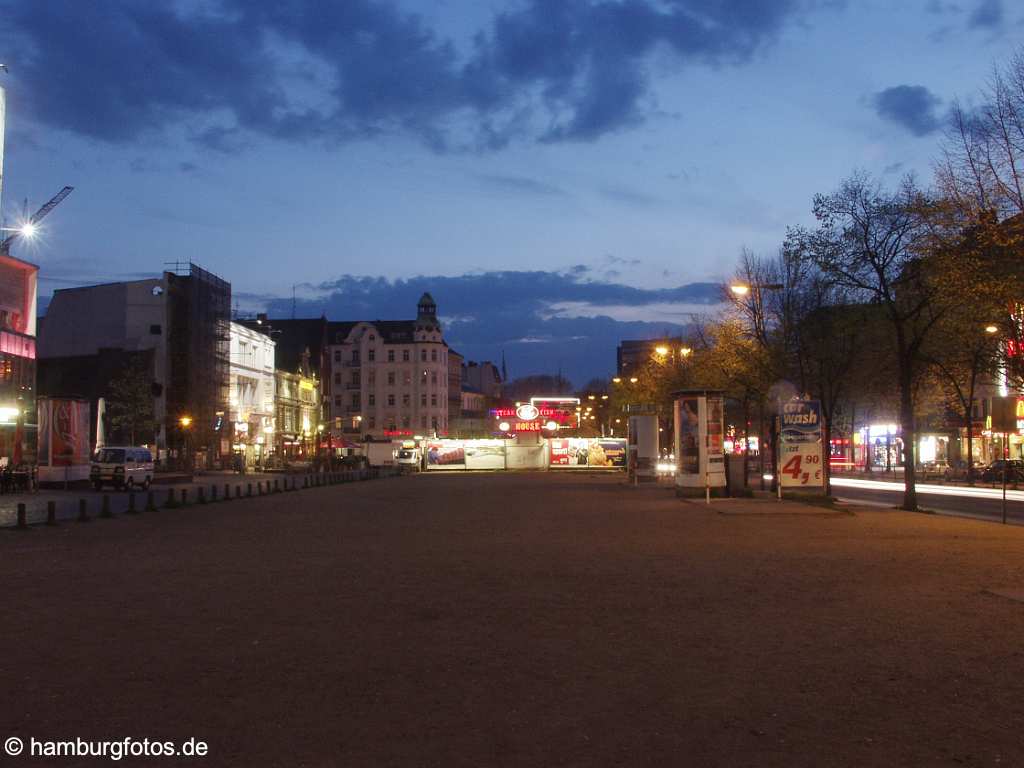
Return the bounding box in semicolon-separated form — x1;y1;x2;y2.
179;416;192;472
730;281;784;490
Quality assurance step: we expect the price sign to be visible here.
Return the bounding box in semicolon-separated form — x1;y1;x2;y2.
779;399;824;489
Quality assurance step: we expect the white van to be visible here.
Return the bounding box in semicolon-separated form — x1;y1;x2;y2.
90;447;154;491
395;447;421;471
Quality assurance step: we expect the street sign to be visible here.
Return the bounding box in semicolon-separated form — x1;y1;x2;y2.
779;399;824;489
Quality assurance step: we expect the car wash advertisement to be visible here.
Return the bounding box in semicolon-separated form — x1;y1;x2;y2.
778;399;824;489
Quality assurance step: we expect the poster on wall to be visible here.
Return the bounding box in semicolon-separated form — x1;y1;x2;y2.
779;399;824;488
677;397;700;474
591;439;626;467
37;400;50;466
464;441;505;470
426;440;465;469
506;444;547;470
549;438;590;466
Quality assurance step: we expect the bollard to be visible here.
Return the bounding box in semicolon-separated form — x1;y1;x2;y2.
257;481;263;496
164;488;177;509
78;498;90;522
198;486;206;505
146;491;157;512
127;492;137;514
46;500;57;526
274;479;280;493
101;494;113;518
247;482;252;498
211;484;218;502
181;488;189;506
303;476;308;489
16;503;27;529
235;484;241;500
224;484;231;501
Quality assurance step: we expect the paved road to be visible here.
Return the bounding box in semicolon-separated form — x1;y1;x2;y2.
5;472;1024;766
831;476;1024;524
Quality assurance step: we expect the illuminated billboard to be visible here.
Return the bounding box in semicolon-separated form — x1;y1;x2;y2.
0;253;38;338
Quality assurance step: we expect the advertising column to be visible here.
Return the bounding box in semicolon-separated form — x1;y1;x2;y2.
673;390;726;496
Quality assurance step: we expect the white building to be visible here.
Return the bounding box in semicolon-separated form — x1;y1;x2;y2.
229;321;276;466
326;294;448;440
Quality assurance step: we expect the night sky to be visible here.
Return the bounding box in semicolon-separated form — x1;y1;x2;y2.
1;0;1020;383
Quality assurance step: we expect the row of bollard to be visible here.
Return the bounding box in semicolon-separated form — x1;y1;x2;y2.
13;464;400;529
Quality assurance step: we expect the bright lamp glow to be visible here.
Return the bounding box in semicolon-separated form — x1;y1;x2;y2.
629;377;638;384
498;421;510;432
179;416;192;428
545;420;558;431
0;406;19;422
612;377;621;384
730;284;750;296
985;324;999;334
19;222;37;239
655;345;669;355
680;347;692;356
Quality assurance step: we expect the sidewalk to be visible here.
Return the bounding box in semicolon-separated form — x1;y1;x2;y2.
679;494;856;516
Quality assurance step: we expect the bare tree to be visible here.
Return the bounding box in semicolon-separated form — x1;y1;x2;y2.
798;173;950;511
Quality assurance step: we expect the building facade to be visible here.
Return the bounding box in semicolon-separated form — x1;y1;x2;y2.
0;252;38;466
37;263;231;467
325;294;449;440
274;351;321;459
228;321;276;467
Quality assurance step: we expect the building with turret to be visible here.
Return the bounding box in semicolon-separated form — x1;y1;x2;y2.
323;293;450;441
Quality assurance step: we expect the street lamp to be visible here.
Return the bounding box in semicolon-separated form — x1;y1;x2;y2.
729;284;750;297
612;377;622;384
629;377;638;384
654;345;669;356
985;324;999;334
179;416;192;428
680;347;692;357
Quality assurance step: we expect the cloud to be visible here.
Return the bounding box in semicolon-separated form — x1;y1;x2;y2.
871;85;945;136
0;0;825;152
968;0;1002;28
246;269;723;384
475;174;567;196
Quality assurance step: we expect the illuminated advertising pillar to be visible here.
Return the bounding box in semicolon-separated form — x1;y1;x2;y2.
672;389;726;493
628;413;659;478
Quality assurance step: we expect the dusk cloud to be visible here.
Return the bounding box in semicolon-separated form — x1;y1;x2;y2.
244;270;722;384
872;84;945;136
968;0;1003;29
0;0;823;152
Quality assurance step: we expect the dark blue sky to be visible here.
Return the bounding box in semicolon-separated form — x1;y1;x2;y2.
1;0;1020;383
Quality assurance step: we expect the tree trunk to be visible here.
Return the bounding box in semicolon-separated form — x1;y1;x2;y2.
965;407;974;486
899;368;918;511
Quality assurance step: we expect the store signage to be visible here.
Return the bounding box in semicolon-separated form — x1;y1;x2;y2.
514;421;541;432
516;404;539;420
490;406;575;424
779;399;824;489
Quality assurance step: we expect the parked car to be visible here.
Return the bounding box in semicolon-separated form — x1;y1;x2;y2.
919;460;950;480
396;448;421;470
980;459;1024;483
90;447;154;491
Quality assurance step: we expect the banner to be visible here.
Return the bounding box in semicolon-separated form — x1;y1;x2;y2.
676;397;700;474
779;399;824;488
425;440;465;469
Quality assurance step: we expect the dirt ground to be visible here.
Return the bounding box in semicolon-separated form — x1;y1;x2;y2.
4;472;1024;767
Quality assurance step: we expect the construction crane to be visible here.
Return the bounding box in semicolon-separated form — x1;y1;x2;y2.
0;185;74;254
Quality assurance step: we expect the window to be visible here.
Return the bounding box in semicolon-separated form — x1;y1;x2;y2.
431;416;438;430
403;394;410;406
387;372;395;386
334;350;341;363
350;371;359;386
420;393;426;406
431;372;437;385
403;349;410;362
403;371;412;385
402;415;410;428
351;350;359;363
369;334;375;341
431;394;437;406
368;371;375;386
368;416;376;429
351;393;360;407
421;415;427;428
334;395;341;407
368;349;375;362
368;394;375;406
334;373;341;385
388;350;395;362
420;349;427;362
387;394;395;406
150;324;162;335
431;349;437;362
